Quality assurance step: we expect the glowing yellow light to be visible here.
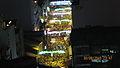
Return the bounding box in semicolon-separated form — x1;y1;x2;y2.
33;46;40;51
26;52;37;57
33;48;39;50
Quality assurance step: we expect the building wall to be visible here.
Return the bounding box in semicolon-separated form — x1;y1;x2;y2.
70;27;120;68
0;25;18;60
0;26;9;60
7;25;18;59
16;28;25;57
0;18;25;60
0;27;8;47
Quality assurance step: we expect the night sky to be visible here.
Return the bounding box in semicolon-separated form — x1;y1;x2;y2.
0;0;33;31
73;0;120;28
0;0;120;29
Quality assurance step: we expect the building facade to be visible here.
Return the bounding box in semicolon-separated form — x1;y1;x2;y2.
71;0;120;67
0;17;25;60
70;27;120;68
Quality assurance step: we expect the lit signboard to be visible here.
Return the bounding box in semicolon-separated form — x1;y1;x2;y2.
39;50;65;54
54;7;72;11
52;12;71;15
50;1;72;6
38;50;65;57
49;19;71;23
47;30;71;34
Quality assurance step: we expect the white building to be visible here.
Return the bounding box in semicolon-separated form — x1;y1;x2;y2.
0;18;24;60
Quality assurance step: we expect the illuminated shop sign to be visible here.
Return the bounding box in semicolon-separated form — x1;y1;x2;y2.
38;50;65;57
53;12;71;15
54;7;72;11
39;50;65;54
50;1;72;6
47;30;71;34
49;19;71;23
